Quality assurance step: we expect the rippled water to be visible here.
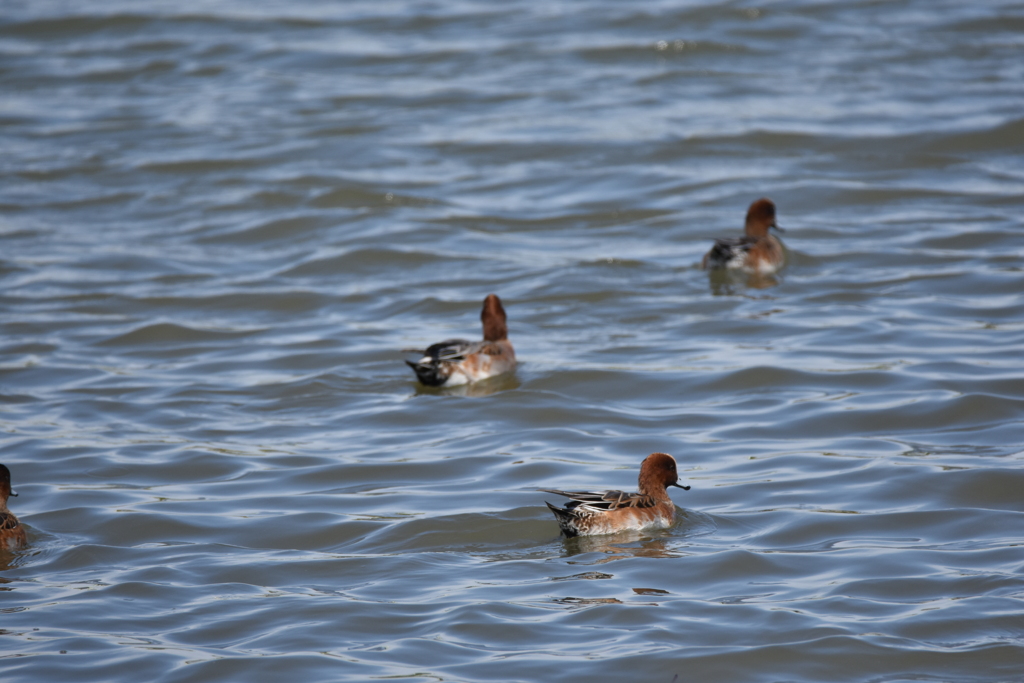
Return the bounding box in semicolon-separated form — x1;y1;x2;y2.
2;1;1023;681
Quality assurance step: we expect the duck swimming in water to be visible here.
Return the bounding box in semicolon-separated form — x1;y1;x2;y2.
0;464;27;551
405;294;516;387
543;453;690;537
702;198;785;274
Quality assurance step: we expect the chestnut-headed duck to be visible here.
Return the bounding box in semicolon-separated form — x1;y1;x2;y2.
702;198;785;274
0;464;27;551
405;294;516;387
543;452;690;538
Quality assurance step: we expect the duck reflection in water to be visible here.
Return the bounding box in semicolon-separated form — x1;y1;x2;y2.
707;268;780;294
559;534;681;562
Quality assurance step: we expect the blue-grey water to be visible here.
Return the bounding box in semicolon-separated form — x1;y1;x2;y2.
2;1;1023;681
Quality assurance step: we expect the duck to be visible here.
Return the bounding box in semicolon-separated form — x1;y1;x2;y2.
702;198;785;274
0;464;27;551
405;294;516;387
543;452;690;537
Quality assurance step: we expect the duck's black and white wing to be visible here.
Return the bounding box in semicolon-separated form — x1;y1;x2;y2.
704;236;756;269
405;339;486;386
540;488;654;512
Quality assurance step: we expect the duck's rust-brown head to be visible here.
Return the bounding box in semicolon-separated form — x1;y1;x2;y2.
744;198;780;239
481;294;508;342
638;452;690;494
0;464;17;505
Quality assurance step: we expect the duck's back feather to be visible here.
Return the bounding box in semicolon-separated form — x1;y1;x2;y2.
405;338;490;386
703;236;756;269
541;488;658;512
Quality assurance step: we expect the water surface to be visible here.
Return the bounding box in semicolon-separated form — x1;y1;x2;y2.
2;1;1023;681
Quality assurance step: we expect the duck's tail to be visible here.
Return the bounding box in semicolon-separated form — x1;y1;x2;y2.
405;359;448;387
545;501;580;538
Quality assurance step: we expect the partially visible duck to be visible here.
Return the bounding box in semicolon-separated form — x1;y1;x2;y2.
543;452;690;537
0;464;27;551
702;198;785;274
405;294;516;387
